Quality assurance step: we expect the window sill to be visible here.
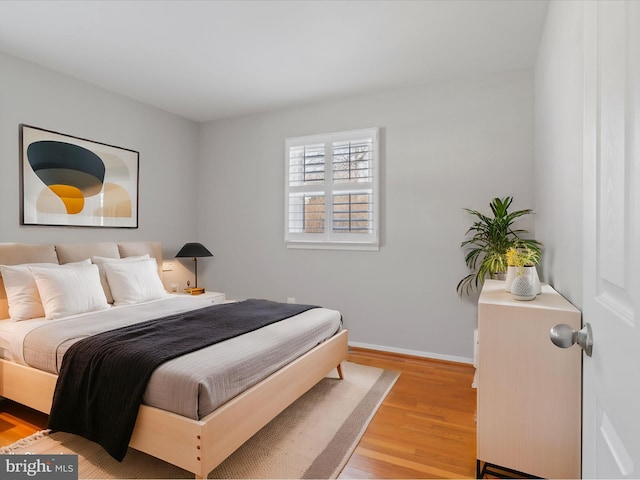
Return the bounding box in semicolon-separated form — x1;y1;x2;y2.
286;242;379;252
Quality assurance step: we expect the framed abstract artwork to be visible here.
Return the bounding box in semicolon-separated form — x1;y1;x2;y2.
20;124;139;228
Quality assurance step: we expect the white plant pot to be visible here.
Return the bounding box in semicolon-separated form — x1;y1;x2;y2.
505;266;518;291
526;265;541;295
506;265;541;294
511;274;536;300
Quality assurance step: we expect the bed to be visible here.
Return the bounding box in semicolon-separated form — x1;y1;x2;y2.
0;241;348;478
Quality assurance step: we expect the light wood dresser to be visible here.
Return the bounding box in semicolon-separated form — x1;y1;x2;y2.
476;279;581;479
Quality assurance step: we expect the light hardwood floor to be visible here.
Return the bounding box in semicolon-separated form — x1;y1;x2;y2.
342;347;477;479
0;347;477;478
0;398;48;447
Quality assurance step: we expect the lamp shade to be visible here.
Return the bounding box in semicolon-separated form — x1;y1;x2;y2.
175;242;213;258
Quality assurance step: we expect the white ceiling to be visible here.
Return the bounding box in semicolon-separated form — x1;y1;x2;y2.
0;0;549;123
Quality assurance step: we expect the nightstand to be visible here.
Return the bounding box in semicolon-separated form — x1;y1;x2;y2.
174;291;226;304
200;291;226;304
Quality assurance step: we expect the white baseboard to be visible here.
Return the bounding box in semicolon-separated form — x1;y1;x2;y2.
348;341;474;365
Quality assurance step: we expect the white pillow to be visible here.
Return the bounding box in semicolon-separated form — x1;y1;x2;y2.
30;264;109;320
103;258;167;306
1;259;92;321
91;254;150;304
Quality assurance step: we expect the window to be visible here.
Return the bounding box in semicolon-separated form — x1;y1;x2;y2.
285;128;379;250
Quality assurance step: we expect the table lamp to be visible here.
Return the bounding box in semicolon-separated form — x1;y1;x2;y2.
175;242;213;294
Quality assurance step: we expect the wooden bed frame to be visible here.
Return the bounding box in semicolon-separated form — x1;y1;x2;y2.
0;331;348;478
0;241;349;478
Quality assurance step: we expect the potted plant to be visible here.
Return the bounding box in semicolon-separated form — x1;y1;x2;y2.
456;197;542;295
506;244;540;271
504;244;541;293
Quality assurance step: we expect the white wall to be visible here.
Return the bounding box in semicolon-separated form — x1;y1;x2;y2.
0;48;539;361
534;1;584;308
197;70;535;362
0;51;200;283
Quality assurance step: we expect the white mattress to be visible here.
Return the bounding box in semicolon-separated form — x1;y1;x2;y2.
0;296;342;420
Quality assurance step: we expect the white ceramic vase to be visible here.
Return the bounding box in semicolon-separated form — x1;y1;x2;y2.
511;274;536;300
506;265;541;294
504;266;518;291
525;265;541;295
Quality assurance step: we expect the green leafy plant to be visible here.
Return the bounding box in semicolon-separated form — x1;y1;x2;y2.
457;197;542;295
506;245;540;274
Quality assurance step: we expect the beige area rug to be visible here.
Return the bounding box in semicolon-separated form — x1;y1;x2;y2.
1;361;398;479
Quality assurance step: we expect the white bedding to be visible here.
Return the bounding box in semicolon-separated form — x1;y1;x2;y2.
0;295;215;364
0;295;342;420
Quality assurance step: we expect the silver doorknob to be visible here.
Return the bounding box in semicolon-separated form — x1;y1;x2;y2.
549;323;593;357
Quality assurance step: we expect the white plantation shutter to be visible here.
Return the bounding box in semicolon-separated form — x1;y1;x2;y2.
285;128;379;250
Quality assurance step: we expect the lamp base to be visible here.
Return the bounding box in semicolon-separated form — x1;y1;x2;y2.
184;287;205;295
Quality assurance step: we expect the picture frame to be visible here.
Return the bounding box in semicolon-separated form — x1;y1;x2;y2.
20;124;139;228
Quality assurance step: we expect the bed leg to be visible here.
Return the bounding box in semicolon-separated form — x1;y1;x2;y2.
336;363;344;380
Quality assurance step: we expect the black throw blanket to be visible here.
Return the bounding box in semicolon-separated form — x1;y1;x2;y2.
48;299;319;461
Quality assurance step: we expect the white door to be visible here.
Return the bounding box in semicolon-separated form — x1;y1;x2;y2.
582;1;640;477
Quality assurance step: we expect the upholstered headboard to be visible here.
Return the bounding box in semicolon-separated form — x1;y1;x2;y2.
0;241;163;320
